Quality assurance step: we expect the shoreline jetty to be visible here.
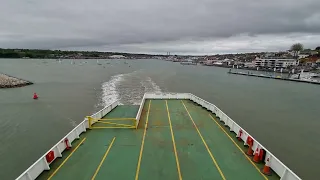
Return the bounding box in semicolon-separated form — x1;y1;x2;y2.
228;69;320;85
0;73;33;88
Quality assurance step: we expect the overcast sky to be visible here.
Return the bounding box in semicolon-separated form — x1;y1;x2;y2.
1;0;320;55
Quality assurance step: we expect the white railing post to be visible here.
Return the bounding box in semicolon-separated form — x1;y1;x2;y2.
75;128;79;139
280;169;287;180
26;172;32;180
42;157;50;170
56;145;62;157
82;122;86;132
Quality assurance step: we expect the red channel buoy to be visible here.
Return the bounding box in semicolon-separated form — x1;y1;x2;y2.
33;93;38;99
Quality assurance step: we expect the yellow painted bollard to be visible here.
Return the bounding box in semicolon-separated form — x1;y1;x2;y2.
87;116;92;129
134;119;138;129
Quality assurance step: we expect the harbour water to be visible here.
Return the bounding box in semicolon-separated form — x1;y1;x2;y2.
0;58;319;179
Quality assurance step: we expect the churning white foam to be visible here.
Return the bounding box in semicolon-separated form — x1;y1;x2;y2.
98;71;162;106
146;77;162;93
140;77;162;94
100;74;124;107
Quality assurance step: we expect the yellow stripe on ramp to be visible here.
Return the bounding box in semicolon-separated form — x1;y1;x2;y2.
135;100;152;180
48;138;87;180
181;100;226;180
91;137;116;180
165;100;183;180
208;114;268;180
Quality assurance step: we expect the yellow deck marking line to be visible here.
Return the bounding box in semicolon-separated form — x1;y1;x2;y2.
165;100;183;180
96;118;136;120
91;126;135;129
91;137;116;180
135;100;152;180
47;138;87;180
98;121;134;127
208;114;268;180
181;100;226;180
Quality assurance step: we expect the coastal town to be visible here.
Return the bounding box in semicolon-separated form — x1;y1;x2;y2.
159;44;320;83
1;44;320;88
159;45;320;74
3;44;319;73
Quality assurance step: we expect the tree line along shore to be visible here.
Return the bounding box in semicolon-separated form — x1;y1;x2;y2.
0;74;33;88
0;48;152;59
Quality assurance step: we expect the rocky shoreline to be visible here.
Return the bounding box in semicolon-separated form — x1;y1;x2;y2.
0;73;33;88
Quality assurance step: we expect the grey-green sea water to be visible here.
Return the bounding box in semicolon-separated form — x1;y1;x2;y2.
0;58;319;179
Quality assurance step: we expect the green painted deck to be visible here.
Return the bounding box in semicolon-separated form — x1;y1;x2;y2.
37;100;280;180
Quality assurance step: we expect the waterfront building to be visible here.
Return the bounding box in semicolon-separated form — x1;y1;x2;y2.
254;58;298;68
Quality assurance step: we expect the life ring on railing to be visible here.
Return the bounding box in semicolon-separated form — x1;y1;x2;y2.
46;151;55;163
64;138;71;150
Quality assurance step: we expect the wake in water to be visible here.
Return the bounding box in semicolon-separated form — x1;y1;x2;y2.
98;71;162;107
99;74;123;107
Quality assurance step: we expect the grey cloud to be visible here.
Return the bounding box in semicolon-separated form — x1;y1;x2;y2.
0;0;320;54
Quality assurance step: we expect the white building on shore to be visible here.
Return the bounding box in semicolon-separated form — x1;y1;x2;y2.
109;55;126;59
253;58;298;68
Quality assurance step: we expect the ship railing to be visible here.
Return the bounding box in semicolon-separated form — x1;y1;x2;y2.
135;93;146;127
135;92;190;127
15;101;119;180
136;92;301;180
17;92;301;180
89;101;119;126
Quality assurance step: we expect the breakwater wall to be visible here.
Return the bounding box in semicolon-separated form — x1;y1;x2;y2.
228;71;320;85
0;73;33;88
